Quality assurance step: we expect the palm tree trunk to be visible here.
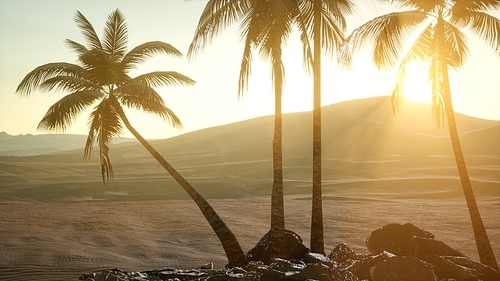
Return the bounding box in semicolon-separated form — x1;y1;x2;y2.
310;0;324;255
441;66;498;270
270;42;285;258
435;17;498;269
113;98;247;268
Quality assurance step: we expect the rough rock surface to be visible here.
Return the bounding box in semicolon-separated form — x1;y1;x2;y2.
246;229;309;264
369;256;438;281
80;224;499;281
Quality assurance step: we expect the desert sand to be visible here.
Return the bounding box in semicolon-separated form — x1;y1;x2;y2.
1;196;499;281
1;98;498;280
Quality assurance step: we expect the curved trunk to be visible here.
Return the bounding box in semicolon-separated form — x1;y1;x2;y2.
310;0;324;255
270;41;285;258
113;98;247;268
441;67;498;270
437;18;498;270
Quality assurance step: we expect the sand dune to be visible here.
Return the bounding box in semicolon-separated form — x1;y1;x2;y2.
0;97;498;280
0;97;498;203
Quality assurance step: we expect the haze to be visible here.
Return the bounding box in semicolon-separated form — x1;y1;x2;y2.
0;0;499;139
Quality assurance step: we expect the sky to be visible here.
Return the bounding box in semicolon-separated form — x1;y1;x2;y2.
0;0;499;139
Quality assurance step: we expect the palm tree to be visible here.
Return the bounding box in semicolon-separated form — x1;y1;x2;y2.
188;0;300;258
188;0;353;256
16;9;247;268
306;0;353;255
338;0;499;270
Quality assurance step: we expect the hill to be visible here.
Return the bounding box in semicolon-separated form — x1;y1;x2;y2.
0;132;136;156
0;96;498;203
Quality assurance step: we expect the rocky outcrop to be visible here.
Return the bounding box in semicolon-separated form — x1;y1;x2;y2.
246;229;309;264
80;223;499;281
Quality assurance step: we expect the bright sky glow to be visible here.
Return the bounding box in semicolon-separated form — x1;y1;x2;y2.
0;0;499;139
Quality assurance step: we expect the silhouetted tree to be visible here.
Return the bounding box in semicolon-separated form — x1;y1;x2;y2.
16;9;247;268
338;0;499;270
307;0;353;254
189;0;298;258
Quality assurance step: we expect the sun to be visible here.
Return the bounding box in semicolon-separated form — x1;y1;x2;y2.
398;62;433;104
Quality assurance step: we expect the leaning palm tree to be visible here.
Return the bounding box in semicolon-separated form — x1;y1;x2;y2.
16;9;247;268
188;0;299;258
338;0;499;270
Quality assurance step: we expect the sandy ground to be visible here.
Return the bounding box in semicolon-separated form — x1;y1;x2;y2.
1;196;499;281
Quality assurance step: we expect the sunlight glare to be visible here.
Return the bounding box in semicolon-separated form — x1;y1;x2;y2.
399;62;432;104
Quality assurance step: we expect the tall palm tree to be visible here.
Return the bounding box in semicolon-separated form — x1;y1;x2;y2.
188;0;353;256
188;0;299;258
306;0;353;254
16;9;247;268
338;0;499;270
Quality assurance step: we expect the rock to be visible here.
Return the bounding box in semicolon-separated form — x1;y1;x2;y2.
260;268;286;281
303;252;334;267
410;237;465;259
292;263;340;281
426;255;500;281
329;243;358;264
426;255;479;281
197;262;214;270
366;223;434;256
339;271;361;281
344;251;395;280
370;256;438;281
444;256;500;281
246;229;309;264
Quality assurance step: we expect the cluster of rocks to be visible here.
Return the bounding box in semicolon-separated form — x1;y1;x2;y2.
80;223;499;281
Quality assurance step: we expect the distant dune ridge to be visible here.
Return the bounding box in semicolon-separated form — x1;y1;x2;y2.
0;96;498;203
0;96;499;280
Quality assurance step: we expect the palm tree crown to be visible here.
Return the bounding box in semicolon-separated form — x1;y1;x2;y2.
339;0;500;124
16;9;195;182
338;0;499;270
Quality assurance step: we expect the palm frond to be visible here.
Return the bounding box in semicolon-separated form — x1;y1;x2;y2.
293;0;314;74
443;21;469;69
84;98;123;183
65;39;89;55
392;22;434;112
116;82;183;129
453;0;500;13
16;63;86;96
451;8;500;56
391;0;442;13
121;41;183;70
238;38;253;98
187;0;251;60
320;0;354;55
338;10;427;69
102;9;128;61
39;76;99;93
37;90;102;132
74;10;102;50
131;71;196;88
428;52;446;127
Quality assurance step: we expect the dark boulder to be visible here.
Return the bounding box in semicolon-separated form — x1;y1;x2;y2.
410;236;465;259
246;229;309;264
370;256;438;281
329;243;358;264
426;255;500;281
366;223;434;256
344;251;395;280
367;223;465;260
303;252;334;267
